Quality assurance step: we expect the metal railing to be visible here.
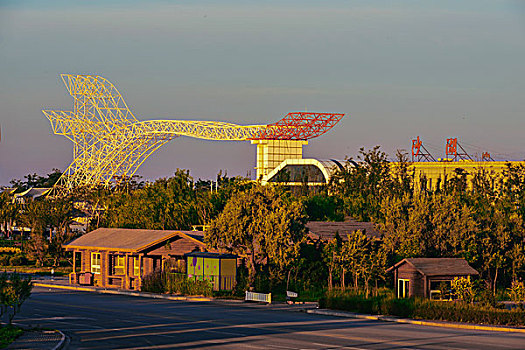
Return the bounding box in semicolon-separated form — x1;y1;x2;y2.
245;291;271;304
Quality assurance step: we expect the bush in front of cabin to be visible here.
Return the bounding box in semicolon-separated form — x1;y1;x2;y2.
165;273;212;297
141;270;212;297
141;270;165;294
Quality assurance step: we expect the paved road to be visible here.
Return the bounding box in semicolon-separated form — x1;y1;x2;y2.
15;287;525;349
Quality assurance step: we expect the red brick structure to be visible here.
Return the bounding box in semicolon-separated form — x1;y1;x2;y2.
63;228;206;290
387;258;479;299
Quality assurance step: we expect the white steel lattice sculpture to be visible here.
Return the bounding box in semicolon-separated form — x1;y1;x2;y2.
43;74;344;193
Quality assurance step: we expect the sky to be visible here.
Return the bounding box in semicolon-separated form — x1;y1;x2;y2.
1;0;525;186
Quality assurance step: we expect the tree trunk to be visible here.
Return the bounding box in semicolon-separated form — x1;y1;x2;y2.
341;268;345;290
8;309;15;325
493;267;499;295
249;250;256;288
286;267;293;291
328;266;333;291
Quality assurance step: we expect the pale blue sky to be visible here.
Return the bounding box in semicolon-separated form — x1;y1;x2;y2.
1;0;525;185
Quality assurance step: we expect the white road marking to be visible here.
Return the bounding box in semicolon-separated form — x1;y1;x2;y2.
16;316;94;321
203;329;248;337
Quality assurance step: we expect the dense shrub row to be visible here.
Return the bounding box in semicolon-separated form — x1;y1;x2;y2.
0;254;28;266
141;270;213;297
319;291;525;327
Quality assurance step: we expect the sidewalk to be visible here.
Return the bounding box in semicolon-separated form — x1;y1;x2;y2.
7;330;66;350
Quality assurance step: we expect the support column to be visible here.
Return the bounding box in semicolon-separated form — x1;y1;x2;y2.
70;250;77;285
124;254;130;289
103;251;109;287
137;254;143;291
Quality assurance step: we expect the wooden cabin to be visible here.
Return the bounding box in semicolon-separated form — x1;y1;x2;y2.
185;252;238;291
386;258;479;299
63;228;206;290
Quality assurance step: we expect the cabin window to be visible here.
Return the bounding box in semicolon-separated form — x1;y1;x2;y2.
133;257;141;276
113;255;126;275
398;279;410;298
91;253;101;274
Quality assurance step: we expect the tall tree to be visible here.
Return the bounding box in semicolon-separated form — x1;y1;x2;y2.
21;200;51;266
322;233;342;291
329;146;397;221
0;192;20;237
205;185;307;287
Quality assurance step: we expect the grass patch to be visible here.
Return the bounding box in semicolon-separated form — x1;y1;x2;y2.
0;325;23;348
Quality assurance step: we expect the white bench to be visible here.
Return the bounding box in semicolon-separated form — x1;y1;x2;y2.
245;291;271;304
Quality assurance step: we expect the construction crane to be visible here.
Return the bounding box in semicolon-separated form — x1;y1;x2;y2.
43;74;344;193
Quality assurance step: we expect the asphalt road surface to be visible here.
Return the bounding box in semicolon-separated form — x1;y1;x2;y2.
14;287;525;349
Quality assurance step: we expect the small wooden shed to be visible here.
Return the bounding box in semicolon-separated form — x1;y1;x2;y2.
185;252;237;291
63;228;206;290
386;258;479;299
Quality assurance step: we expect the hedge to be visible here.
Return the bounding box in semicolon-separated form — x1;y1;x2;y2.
141;270;213;297
319;291;525;327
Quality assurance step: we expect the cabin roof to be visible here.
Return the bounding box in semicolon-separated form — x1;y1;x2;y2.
306;216;381;241
387;258;479;277
63;228;205;253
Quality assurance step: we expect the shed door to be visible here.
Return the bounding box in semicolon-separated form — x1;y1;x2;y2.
398;279;409;298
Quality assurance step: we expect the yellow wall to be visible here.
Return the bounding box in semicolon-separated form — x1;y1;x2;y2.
402;161;525;191
204;258;219;276
187;256;203;278
251;140;308;181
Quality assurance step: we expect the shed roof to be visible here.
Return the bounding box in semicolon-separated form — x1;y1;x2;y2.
14;187;51;198
63;228;205;253
0;187;16;194
307;216;381;241
185;252;238;259
387;258;479;277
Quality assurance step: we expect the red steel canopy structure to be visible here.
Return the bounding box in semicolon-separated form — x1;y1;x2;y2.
253;112;345;140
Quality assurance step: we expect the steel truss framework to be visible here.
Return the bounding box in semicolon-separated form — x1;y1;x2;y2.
43;74;344;193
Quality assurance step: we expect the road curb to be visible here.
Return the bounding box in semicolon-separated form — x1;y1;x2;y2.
307;309;525;334
33;282;212;302
33;282;318;310
51;330;67;350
